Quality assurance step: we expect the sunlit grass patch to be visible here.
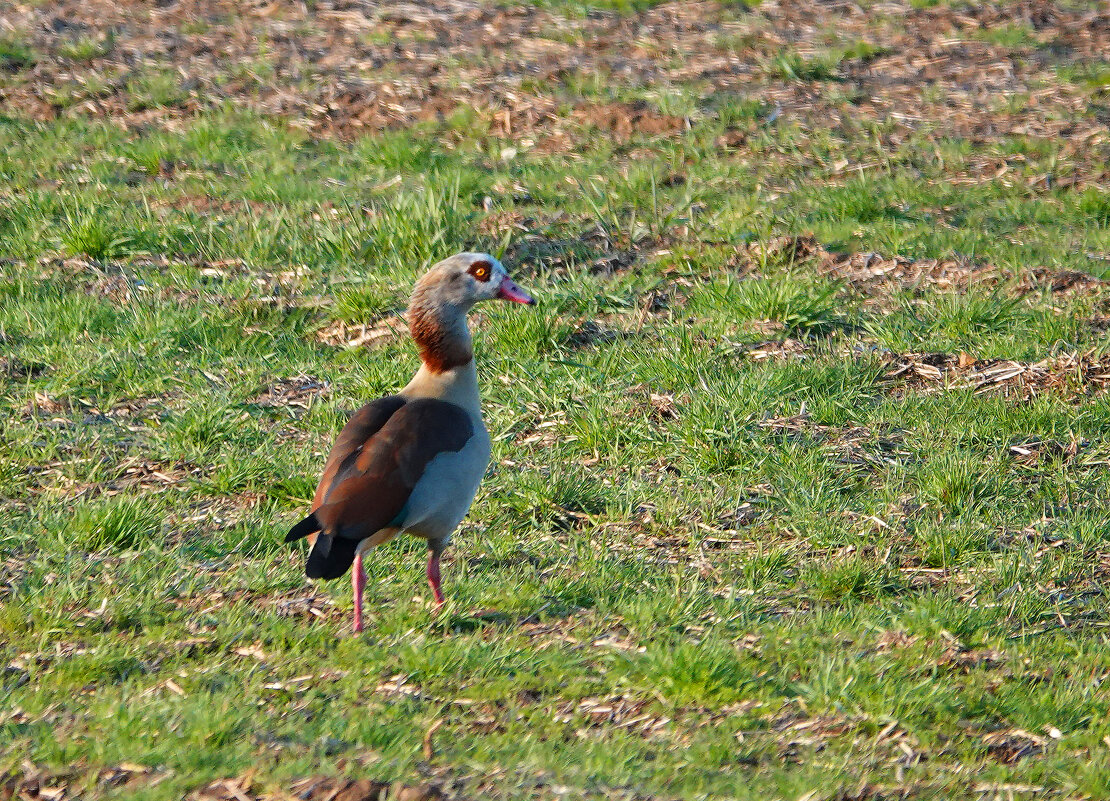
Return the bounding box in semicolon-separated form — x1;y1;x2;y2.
803;556;904;602
66;495;164;551
59;208;136;260
689;274;846;337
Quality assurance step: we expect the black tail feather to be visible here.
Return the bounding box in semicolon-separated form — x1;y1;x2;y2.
305;533;358;580
286;512;356;580
285;512;321;542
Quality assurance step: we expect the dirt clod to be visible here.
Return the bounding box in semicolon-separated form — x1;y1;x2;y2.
187;776;450;801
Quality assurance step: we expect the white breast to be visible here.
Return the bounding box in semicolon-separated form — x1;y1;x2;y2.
400;425;491;543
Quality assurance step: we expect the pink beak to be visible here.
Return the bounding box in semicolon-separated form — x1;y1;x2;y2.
497;276;536;305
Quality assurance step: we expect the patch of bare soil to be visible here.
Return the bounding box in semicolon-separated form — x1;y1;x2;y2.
883;350;1110;400
0;764;453;801
316;315;407;349
172;582;344;626
0;0;724;143
759;413;906;472
250;375;331;408
573;101;686;141
980;729;1051;764
745;338;808;361
0;356;49;379
553;694;671;738
189;775;448;801
2;0;1108;162
562;319;635;349
0;553;33;601
1;762;171;800
740;235;1110;298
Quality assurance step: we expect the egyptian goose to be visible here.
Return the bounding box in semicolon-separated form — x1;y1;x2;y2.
286;253;535;632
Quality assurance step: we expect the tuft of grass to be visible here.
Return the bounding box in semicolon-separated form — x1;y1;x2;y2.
125;68;188;111
57;34;113;62
971;23;1038;50
629;640;754;704
727;277;844;337
917;522;990;569
767;50;841;82
1078;187;1110;226
912;292;1027;342
1056;60;1110;90
501;468;615;529
59;210;134;260
311;186;476;274
741;546;797;589
332;280;404;322
360;183;476;271
159;405;242;459
839;40;889;63
807;177;917;226
917;452;1001;515
0;37;35;71
804;557;903;602
121;135;183;177
713;95;772;128
68;496;163;551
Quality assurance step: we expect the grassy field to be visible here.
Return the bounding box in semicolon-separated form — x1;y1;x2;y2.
4;1;1110;799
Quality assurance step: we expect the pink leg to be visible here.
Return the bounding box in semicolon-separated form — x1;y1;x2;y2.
351;552;366;633
426;550;445;608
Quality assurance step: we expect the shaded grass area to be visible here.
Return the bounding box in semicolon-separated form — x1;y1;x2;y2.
3;6;1110;801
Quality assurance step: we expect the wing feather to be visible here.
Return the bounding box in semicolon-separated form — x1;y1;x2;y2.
310;397;474;547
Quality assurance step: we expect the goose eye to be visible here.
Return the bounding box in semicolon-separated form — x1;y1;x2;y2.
468;261;492;282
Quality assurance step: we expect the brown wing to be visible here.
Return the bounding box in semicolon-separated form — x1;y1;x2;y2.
311;395;407;509
311;397;474;542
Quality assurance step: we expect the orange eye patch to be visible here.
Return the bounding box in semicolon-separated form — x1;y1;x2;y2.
468;261;492;282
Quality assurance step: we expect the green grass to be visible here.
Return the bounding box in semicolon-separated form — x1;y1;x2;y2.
124;68;188;111
695;276;845;337
971;22;1038;49
1056;60;1110;90
0;37;36;71
4;4;1110;800
767;50;842;82
66;495;165;551
57;34;113;62
58;207;136;260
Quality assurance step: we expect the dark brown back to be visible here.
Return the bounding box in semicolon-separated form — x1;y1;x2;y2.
312;397;474;542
